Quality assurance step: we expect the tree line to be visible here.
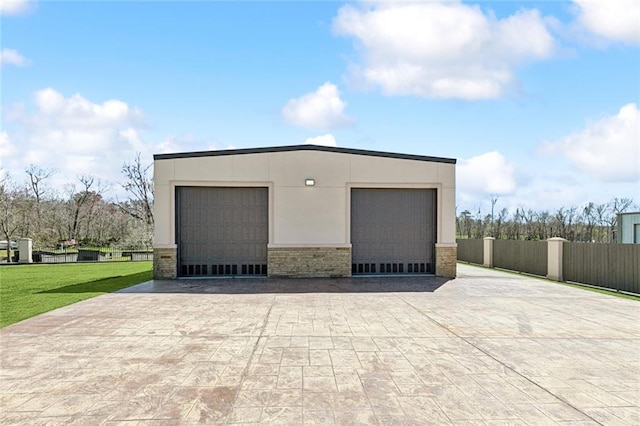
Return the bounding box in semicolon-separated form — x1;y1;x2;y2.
456;197;637;242
0;154;154;261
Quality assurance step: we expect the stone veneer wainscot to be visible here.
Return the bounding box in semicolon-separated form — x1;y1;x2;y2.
435;244;457;278
268;246;351;278
153;247;177;279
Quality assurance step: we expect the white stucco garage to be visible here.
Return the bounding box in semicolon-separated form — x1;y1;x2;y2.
153;145;457;279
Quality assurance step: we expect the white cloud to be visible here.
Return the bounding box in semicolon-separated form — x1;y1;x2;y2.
333;1;555;99
543;103;640;182
573;0;640;44
155;134;230;155
0;0;32;15
0;131;17;158
31;88;143;127
457;151;517;195
1;88;151;198
304;134;337;147
0;48;29;67
282;82;351;129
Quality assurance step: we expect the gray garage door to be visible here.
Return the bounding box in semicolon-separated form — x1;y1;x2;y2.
351;188;436;274
176;187;268;277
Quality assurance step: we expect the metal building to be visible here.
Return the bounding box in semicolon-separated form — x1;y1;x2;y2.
616;212;640;244
153;145;457;279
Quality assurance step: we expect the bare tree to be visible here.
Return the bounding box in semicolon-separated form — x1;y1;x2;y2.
609;198;634;242
511;208;524;240
582;203;596;242
0;173;26;262
460;210;472;239
494;207;508;239
26;165;56;207
119;153;154;226
489;194;498;236
66;175;105;241
25;165;56;245
553;207;567;239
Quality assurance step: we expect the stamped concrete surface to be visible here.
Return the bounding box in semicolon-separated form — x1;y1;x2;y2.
1;264;639;425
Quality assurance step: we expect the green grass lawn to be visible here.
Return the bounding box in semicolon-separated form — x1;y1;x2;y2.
0;262;152;328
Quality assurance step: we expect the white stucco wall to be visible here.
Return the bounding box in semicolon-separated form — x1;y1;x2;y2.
153;148;456;248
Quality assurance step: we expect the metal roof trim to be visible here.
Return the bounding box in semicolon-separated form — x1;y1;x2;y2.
154;144;456;164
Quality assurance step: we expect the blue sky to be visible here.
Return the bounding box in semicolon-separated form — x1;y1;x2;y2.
1;0;638;214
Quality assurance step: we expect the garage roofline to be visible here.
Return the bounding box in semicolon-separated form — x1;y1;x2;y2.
154;144;456;164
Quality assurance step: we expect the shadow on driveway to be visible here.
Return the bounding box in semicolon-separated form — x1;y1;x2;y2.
38;271;152;294
118;275;452;294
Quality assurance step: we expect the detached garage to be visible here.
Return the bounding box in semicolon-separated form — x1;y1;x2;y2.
153;145;457;279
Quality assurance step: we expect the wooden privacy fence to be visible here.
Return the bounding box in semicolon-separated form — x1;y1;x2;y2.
564;242;639;294
494;240;547;277
457;238;639;295
457;239;483;265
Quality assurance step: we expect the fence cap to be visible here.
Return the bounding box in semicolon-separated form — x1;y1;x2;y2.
547;237;568;242
483;237;495;240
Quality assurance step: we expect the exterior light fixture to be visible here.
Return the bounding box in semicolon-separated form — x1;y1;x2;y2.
305;178;315;186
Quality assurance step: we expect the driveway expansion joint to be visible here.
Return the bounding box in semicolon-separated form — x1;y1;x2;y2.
399;295;606;426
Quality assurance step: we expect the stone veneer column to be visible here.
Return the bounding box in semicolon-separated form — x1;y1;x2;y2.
153;245;177;279
435;243;457;278
546;237;567;281
268;246;351;278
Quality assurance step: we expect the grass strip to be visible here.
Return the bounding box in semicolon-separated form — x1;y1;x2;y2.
0;262;152;327
458;261;639;301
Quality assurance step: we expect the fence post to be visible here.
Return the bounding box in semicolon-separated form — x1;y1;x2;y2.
18;238;33;263
547;237;567;281
483;237;495;268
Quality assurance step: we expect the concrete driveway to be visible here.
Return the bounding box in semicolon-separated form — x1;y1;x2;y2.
1;264;638;425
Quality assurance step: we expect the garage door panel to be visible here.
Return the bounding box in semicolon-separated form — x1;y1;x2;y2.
177;187;268;277
351;188;436;275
